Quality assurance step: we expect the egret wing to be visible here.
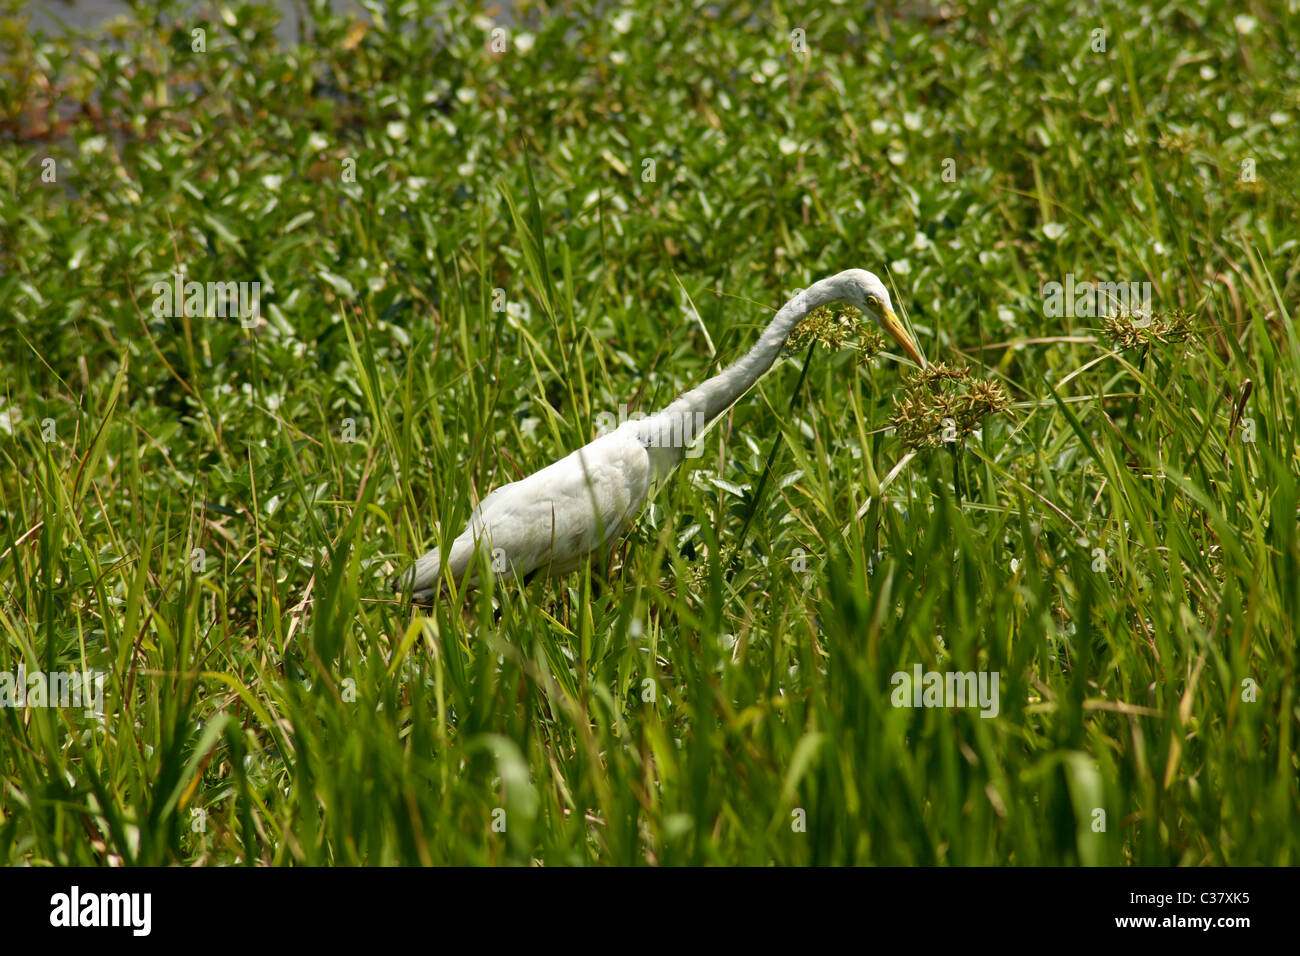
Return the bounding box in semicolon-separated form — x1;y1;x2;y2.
474;432;653;577
401;432;653;594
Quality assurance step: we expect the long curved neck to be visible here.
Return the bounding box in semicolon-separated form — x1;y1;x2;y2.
628;275;849;481
662;276;844;427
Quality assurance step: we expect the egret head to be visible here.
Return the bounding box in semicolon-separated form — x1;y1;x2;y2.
836;269;927;368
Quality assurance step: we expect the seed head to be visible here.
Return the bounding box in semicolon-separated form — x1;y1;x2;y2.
1100;309;1196;352
889;362;1010;451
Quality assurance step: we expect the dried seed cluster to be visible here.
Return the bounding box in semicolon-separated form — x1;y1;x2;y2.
855;327;888;363
1100;309;1196;352
787;304;889;364
787;305;856;350
890;362;1010;450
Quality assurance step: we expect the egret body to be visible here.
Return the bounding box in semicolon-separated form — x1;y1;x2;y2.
397;269;924;601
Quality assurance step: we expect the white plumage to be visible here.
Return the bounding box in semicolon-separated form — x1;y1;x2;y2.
397;269;924;601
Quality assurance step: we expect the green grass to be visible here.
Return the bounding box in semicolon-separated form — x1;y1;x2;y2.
1;0;1297;865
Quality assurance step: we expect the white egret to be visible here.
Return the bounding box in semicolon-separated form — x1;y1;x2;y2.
396;269;925;602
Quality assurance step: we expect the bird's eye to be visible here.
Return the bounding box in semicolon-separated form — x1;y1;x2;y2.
865;295;880;309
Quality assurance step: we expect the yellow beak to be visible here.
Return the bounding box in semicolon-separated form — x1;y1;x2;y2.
881;308;927;368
